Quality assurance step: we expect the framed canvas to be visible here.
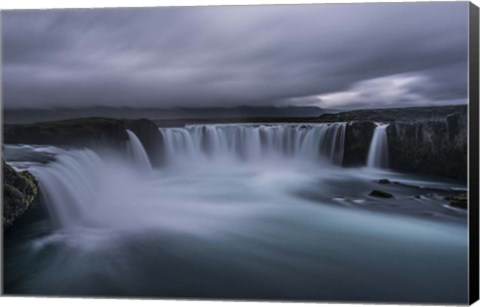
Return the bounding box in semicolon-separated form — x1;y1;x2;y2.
1;1;479;305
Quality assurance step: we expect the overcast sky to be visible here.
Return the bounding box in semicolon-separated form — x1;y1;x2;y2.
2;2;469;110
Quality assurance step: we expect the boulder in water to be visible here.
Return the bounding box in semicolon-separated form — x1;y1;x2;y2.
369;190;393;198
445;193;468;209
378;179;391;184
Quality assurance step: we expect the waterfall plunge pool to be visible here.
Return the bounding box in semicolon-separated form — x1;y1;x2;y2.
3;123;468;303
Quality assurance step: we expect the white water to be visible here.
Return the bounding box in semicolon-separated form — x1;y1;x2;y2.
367;123;390;168
159;123;346;165
126;129;152;171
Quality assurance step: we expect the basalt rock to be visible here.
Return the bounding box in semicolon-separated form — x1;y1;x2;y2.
4;117;165;167
369;190;393;198
3;161;39;228
342;121;375;166
386;108;467;181
3;118;129;151
445;193;468;209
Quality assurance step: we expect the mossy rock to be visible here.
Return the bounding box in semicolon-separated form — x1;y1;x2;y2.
3;161;39;228
445;193;468;209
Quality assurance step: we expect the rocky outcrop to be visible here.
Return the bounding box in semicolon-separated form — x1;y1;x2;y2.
324;105;467;181
3;118;129;150
3;161;39;228
4;118;165;167
342;121;375;166
387;108;467;181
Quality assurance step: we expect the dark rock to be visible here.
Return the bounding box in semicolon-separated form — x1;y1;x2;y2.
4;117;166;167
378;179;391;184
369;190;393;198
3;161;39;228
342;121;375;166
319;105;467;180
386;107;467;181
445;193;468;209
3;118;129;151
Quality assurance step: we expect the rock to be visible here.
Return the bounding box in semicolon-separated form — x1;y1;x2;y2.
445;193;468;209
378;179;391;184
3;117;166;167
3;161;39;228
3;118;129;150
317;105;467;181
369;190;393;198
386;108;467;181
342;121;375;166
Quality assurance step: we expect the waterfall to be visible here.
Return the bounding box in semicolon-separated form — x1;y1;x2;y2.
126;129;152;170
366;123;390;168
29;149;106;228
159;123;346;165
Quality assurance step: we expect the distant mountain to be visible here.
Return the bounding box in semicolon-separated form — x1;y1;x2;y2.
3;106;327;124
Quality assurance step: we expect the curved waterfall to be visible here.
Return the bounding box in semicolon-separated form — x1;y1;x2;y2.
126;129;152;171
27;123;346;228
30;149;107;228
367;123;390;168
159;123;346;165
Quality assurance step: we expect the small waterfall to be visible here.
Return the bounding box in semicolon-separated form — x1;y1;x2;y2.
159;123;346;165
367;123;390;168
30;149;106;228
126;129;152;170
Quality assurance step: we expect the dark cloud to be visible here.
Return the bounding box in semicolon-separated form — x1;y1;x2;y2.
2;2;469;109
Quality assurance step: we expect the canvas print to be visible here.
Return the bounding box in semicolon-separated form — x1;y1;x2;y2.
2;2;478;304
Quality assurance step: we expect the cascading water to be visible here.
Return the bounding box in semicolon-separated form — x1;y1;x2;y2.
126;129;152;171
3;122;467;302
367;123;390;168
159;123;347;165
29;148;107;228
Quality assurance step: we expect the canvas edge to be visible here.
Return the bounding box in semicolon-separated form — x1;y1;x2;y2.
469;1;480;305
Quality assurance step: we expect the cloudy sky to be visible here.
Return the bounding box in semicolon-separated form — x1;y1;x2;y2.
2;2;469;110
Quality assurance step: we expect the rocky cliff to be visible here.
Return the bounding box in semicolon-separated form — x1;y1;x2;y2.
386;110;467;181
342;121;376;166
4;118;164;167
337;105;467;181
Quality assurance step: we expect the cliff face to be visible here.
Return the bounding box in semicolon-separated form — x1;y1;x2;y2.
339;105;467;181
4;118;164;167
343;121;375;166
3;118;129;150
387;110;467;181
3;161;39;228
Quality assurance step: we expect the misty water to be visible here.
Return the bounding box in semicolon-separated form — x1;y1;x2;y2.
3;123;468;303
